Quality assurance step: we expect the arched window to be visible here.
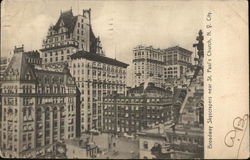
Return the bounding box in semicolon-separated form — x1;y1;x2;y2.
53;107;58;119
36;108;42;121
45;107;50;119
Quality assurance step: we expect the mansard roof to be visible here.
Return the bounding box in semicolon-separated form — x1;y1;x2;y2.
2;51;72;83
90;27;97;53
70;51;129;68
53;9;77;33
4;51;37;82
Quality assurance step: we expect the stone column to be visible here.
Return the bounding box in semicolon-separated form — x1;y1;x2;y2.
57;107;61;141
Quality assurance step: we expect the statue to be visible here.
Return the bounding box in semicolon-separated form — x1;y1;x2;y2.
193;30;204;67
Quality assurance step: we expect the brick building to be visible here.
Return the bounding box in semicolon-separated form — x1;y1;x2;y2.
103;83;173;135
137;31;204;159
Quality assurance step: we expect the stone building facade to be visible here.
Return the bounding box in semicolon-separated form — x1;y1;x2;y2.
132;45;165;88
163;46;192;83
0;46;79;158
69;51;128;133
40;9;103;65
39;9;128;134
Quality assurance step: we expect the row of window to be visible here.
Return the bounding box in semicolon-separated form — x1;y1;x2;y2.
48;26;68;36
2;85;18;94
72;69;126;78
27;57;42;64
104;98;171;103
2;97;18;106
44;49;70;57
72;62;126;74
44;55;70;63
167;135;201;144
134;50;164;60
103;125;141;133
44;40;78;49
1;143;18;152
37;97;66;105
104;105;168;112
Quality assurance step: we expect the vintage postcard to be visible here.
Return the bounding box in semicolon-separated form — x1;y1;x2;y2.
0;0;248;159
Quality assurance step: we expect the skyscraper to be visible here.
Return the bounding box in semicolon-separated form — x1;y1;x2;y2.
132;45;165;88
70;51;128;133
163;46;192;80
40;9;129;133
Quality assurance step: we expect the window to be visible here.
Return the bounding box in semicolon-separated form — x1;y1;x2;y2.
23;135;27;141
28;133;32;140
143;141;148;149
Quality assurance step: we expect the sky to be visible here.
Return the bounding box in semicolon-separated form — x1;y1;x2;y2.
1;0;204;86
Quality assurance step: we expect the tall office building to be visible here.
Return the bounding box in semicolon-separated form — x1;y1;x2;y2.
40;8;129;134
70;51;128;133
0;46;79;158
163;46;192;80
132;45;165;88
40;8;103;65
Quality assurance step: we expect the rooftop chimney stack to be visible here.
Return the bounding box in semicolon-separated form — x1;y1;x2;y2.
14;45;24;54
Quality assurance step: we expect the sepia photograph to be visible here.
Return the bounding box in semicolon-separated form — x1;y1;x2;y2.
0;0;248;159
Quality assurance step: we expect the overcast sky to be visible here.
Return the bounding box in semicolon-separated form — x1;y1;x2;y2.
1;0;204;86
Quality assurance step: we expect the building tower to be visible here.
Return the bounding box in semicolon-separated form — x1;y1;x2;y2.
40;9;104;66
